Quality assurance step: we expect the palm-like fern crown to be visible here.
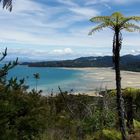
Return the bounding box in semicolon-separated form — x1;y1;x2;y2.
0;0;12;11
33;73;40;80
89;12;140;35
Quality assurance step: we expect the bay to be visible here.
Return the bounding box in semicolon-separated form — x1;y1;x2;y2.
6;65;140;95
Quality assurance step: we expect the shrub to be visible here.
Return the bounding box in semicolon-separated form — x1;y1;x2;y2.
93;129;121;140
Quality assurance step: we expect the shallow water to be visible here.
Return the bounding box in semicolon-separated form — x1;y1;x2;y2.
7;65;85;94
6;65;140;95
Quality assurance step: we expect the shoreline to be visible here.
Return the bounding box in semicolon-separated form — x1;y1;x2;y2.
64;67;140;89
39;67;140;96
16;66;140;95
60;67;140;73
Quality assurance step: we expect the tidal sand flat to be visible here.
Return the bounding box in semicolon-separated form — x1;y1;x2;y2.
71;67;140;89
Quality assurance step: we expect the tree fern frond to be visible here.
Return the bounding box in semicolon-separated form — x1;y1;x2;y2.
90;12;140;33
120;17;140;27
111;12;124;18
88;23;108;35
119;17;133;26
90;16;110;23
124;28;135;32
123;23;140;32
0;0;12;11
129;16;140;22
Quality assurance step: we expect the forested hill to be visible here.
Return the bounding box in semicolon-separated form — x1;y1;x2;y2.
21;54;140;72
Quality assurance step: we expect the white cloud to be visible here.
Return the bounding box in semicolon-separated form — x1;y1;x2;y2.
0;0;101;47
0;0;140;60
13;0;44;13
85;0;140;5
52;48;73;55
0;0;100;42
57;0;100;19
69;7;100;18
112;0;140;5
1;47;75;61
131;49;140;55
57;0;78;7
103;3;111;9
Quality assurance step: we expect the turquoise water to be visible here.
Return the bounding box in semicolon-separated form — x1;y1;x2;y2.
6;65;140;94
7;65;86;94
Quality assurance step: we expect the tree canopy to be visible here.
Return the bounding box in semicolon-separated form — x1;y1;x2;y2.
89;12;140;34
0;0;12;11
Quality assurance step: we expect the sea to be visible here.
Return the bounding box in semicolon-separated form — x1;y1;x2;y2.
5;65;140;95
7;65;92;95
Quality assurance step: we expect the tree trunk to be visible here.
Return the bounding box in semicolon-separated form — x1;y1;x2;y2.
126;96;134;134
114;30;127;140
36;80;38;92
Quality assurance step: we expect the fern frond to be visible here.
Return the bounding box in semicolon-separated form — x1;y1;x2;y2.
90;16;110;23
88;23;108;35
123;23;140;32
0;0;12;11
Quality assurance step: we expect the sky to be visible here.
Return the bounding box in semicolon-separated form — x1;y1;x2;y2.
0;0;140;61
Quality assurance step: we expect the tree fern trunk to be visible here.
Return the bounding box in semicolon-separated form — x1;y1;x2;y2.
126;96;134;134
114;31;127;140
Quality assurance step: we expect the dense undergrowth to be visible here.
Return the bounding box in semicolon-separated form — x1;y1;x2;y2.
1;83;140;140
0;50;140;140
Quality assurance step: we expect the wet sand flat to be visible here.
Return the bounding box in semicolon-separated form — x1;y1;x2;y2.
65;67;140;90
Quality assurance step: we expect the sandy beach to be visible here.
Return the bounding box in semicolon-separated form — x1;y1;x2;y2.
63;67;140;96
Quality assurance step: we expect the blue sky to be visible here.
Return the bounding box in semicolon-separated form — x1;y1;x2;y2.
0;0;140;61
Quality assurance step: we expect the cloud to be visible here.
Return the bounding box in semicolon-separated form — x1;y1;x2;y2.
13;0;44;13
0;0;101;47
112;0;140;5
56;0;78;7
131;49;140;54
57;0;100;17
52;48;73;55
1;47;74;61
69;7;100;18
0;0;140;60
85;0;140;5
0;0;100;44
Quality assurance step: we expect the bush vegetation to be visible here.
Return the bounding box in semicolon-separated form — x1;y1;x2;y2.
0;49;140;140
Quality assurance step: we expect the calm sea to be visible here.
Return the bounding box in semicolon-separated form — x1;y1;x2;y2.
7;65;89;94
2;64;140;95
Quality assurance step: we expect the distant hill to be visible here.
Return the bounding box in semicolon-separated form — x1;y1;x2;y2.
21;54;140;72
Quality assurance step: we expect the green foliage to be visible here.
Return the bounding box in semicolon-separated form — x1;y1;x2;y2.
89;12;140;34
89;13;140;139
33;73;40;92
93;129;121;140
83;109;116;134
0;86;48;140
0;49;47;139
0;78;140;139
0;49;140;140
33;73;40;79
0;0;12;11
0;49;18;84
134;120;140;129
122;88;140;99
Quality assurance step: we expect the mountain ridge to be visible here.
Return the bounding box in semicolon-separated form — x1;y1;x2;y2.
21;54;140;72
